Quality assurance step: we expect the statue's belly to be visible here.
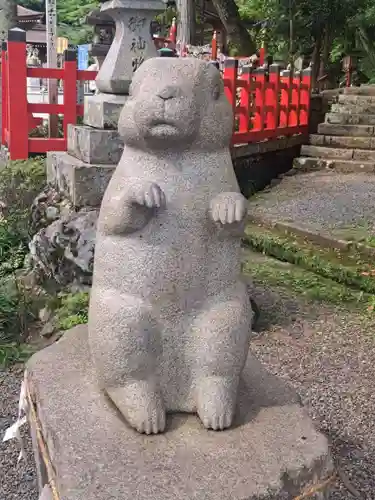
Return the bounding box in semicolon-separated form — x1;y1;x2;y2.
93;206;240;308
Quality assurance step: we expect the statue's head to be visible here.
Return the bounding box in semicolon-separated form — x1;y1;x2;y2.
118;57;233;152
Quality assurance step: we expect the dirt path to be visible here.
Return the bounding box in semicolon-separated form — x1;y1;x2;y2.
248;271;375;499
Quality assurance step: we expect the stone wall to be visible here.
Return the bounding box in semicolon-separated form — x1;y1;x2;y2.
233;135;305;198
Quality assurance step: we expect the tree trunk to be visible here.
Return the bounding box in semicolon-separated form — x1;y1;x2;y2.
211;0;255;56
311;34;323;92
319;27;332;79
177;0;195;46
0;0;18;42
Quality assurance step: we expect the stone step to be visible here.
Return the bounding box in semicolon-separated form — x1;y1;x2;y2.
317;123;375;137
331;102;375;114
309;134;374;149
301;145;352;160
47;152;115;208
68;125;124;165
302;144;375;162
338;94;375;105
293;156;375;174
325;112;375;126
343;85;375;96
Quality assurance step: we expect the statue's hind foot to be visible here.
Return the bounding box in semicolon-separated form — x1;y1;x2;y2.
196;375;239;431
107;380;166;434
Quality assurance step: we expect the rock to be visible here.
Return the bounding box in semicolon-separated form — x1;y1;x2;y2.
30;186;73;235
38;307;52;323
40;321;55;338
29;208;98;290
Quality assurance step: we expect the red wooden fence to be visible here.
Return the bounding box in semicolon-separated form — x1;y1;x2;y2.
2;29;97;160
1;29;312;160
223;59;312;145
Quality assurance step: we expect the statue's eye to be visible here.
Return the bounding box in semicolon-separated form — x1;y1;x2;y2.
212;84;220;100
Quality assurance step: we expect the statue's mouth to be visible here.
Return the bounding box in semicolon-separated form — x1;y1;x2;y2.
148;119;179;138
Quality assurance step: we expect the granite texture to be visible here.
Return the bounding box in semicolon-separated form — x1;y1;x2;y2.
67;124;123;164
95;0;165;94
83;93;128;129
26;324;333;500
46;151;115;207
89;57;252;433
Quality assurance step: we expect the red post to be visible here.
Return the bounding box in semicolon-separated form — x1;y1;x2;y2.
63;49;78;144
1;41;8;146
211;31;218;61
253;67;266;132
6;28;28;160
238;65;252;133
299;66;312;126
289;70;300;127
223;58;238;119
259;46;265;66
279;69;290;128
265;64;280;131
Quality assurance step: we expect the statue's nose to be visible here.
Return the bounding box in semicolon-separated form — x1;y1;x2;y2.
157;86;177;100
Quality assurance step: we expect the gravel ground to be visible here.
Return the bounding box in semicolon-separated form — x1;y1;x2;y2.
248;171;375;233
0;366;38;500
250;280;375;499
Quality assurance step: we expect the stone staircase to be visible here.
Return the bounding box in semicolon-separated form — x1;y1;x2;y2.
295;85;375;173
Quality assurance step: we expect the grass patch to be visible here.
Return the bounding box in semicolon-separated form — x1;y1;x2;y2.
244;223;375;295
242;252;368;307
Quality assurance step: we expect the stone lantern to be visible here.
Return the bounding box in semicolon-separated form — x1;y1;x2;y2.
95;0;166;95
85;9;115;72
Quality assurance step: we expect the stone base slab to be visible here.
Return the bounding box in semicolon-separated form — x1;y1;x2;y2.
84;93;128;130
26;324;333;500
67;124;123;165
47;152;115;207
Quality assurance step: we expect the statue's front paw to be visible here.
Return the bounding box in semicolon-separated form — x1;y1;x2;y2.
210;192;247;224
133;182;166;209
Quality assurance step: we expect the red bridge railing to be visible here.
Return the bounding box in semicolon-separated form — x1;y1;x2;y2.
223;59;312;146
1;30;312;160
2;30;97;160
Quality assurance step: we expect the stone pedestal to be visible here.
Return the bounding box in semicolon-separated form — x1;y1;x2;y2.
26;324;334;500
47;94;127;208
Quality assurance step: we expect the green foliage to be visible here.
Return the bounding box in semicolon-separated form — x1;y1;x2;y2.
53;291;89;331
0;157;46;358
0;277;36;344
0;157;46;278
57;0;99;45
0;342;35;368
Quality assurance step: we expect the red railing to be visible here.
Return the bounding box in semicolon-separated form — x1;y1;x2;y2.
224;59;312;145
1;31;97;160
1;31;312;160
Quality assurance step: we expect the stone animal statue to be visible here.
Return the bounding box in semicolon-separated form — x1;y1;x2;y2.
88;57;253;435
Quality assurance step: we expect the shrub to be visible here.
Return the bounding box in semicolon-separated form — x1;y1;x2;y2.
53;291;90;331
0;157;47;353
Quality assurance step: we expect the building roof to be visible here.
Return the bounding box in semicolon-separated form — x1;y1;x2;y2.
17;5;44;19
26;24;46;45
